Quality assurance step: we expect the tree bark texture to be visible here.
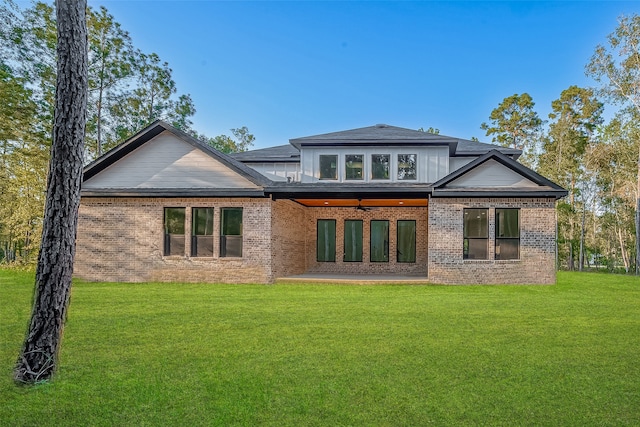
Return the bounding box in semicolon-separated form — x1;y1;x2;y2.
14;0;87;383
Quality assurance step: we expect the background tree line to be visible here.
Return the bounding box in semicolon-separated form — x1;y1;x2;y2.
481;14;640;274
0;1;254;264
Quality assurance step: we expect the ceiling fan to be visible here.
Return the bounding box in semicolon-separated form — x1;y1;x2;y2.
355;199;375;211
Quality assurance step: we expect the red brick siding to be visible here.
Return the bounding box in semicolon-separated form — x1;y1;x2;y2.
270;200;307;280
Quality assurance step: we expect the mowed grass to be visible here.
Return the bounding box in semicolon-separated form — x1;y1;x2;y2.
1;270;639;426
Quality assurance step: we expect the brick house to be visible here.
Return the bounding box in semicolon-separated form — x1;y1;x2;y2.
76;121;567;284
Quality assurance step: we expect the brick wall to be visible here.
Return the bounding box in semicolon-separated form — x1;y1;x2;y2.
427;197;557;284
76;196;558;285
75;197;273;283
305;207;428;276
270;199;307;280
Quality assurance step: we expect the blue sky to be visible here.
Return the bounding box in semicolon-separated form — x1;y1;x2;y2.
83;1;637;149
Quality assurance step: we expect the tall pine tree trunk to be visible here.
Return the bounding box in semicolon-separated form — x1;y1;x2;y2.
14;0;87;384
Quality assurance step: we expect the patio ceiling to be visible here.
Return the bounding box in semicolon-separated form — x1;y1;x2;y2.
294;198;428;207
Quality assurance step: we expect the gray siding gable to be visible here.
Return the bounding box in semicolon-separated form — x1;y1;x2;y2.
432;150;567;199
82;121;271;194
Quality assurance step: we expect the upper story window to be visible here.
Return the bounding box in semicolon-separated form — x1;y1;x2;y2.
319;155;338;180
371;154;390;180
345;155;364;180
397;154;417;180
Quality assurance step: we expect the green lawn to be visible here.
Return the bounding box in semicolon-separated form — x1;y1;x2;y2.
1;270;639;426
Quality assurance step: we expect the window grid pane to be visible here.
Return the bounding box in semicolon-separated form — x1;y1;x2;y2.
192;208;213;236
397;220;416;263
344;220;363;262
192;208;214;257
495;209;520;260
345;155;364;180
319;155;338;180
220;208;243;257
397;154;417;180
463;208;488;260
317;219;336;262
371;154;390;180
370;220;389;262
164;207;185;256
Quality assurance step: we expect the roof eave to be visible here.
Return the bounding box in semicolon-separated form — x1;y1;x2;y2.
81;188;267;198
431;189;568;200
290;140;458;155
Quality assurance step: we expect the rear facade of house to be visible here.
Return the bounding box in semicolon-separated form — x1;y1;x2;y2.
75;122;566;284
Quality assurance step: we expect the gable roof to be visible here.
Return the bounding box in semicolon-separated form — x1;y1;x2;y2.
432;149;567;199
83;121;271;187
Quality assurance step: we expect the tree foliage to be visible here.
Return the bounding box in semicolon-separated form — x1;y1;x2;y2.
481;93;543;165
418;126;440;134
195;126;255;154
86;5;136;158
538;86;603;270
0;1;253;265
586;13;640;274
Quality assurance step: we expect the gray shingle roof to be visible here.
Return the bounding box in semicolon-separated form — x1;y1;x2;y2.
226;125;521;163
290;124;443;142
229;144;300;162
286;124;520;158
455;138;520;157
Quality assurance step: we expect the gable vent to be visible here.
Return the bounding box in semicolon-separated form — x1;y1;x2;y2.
375;124;388;128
